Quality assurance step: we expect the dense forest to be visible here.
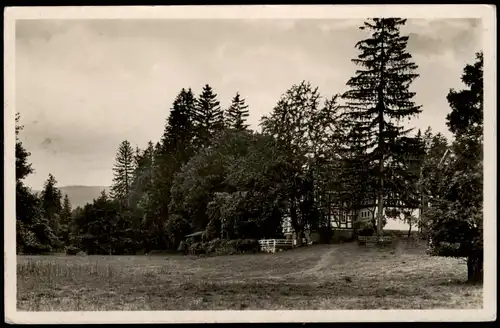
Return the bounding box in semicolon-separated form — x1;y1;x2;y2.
16;18;484;282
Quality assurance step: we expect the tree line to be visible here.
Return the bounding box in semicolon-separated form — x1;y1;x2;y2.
15;18;483;282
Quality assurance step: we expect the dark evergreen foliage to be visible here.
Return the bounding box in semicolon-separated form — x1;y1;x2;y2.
16;114;60;254
225;92;250;131
111;140;135;204
192;84;225;148
340;18;422;235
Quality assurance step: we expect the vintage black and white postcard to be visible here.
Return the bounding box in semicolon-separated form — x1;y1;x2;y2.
4;4;496;324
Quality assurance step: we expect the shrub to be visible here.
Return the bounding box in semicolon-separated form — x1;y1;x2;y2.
354;219;375;237
218;239;237;255
357;227;375;237
427;241;463;257
188;242;206;256
237;239;259;253
65;245;80;255
207;238;222;253
177;241;188;254
183;238;259;256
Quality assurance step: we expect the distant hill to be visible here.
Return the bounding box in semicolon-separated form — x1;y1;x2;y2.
34;185;111;209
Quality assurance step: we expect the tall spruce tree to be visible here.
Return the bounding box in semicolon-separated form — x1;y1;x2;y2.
162;88;197;162
193;84;225;148
341;18;422;236
111;140;135;205
145;88;198;250
59;194;72;245
41;174;63;236
225;92;250;131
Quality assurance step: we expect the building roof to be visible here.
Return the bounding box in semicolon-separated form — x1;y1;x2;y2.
184;231;204;238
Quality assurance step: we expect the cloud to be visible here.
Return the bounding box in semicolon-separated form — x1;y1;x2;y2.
40;137;52;147
405;19;482;57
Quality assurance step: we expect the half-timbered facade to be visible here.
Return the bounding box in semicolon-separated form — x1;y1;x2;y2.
281;189;420;239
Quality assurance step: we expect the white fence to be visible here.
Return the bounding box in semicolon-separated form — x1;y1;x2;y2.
258;239;294;253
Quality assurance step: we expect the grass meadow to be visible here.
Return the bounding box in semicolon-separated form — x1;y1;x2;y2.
17;241;482;311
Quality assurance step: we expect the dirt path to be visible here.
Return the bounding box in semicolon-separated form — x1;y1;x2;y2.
301;248;337;276
282;246;341;280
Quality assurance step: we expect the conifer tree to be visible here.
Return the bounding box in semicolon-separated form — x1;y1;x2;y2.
59;194;72;245
16;113;33;182
341;18;422;236
156;88;197;217
111;140;135;205
139;142;155;188
162;88;197;161
144;89;199;250
225;92;250;131
41;173;63;235
193;84;225;148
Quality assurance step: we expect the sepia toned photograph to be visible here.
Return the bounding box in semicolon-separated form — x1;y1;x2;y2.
4;5;496;324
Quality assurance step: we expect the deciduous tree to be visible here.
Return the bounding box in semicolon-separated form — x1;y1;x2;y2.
261;81;341;246
426;52;484;283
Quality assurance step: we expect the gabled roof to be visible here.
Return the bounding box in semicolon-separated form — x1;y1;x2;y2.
184;231;204;238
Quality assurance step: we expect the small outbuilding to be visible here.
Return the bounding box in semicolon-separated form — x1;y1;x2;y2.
184;231;204;241
177;231;205;253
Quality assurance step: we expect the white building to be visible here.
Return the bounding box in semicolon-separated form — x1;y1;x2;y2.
281;191;420;238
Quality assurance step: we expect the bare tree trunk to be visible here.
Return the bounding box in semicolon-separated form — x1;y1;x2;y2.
290;197;303;247
407;217;412;238
376;99;385;238
352;209;359;238
467;250;483;283
376;164;384;237
296;229;303;247
376;25;386;239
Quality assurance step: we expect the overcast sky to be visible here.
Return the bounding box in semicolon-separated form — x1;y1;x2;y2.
15;18;482;190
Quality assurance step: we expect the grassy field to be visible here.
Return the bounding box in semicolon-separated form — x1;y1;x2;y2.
17;241;482;311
